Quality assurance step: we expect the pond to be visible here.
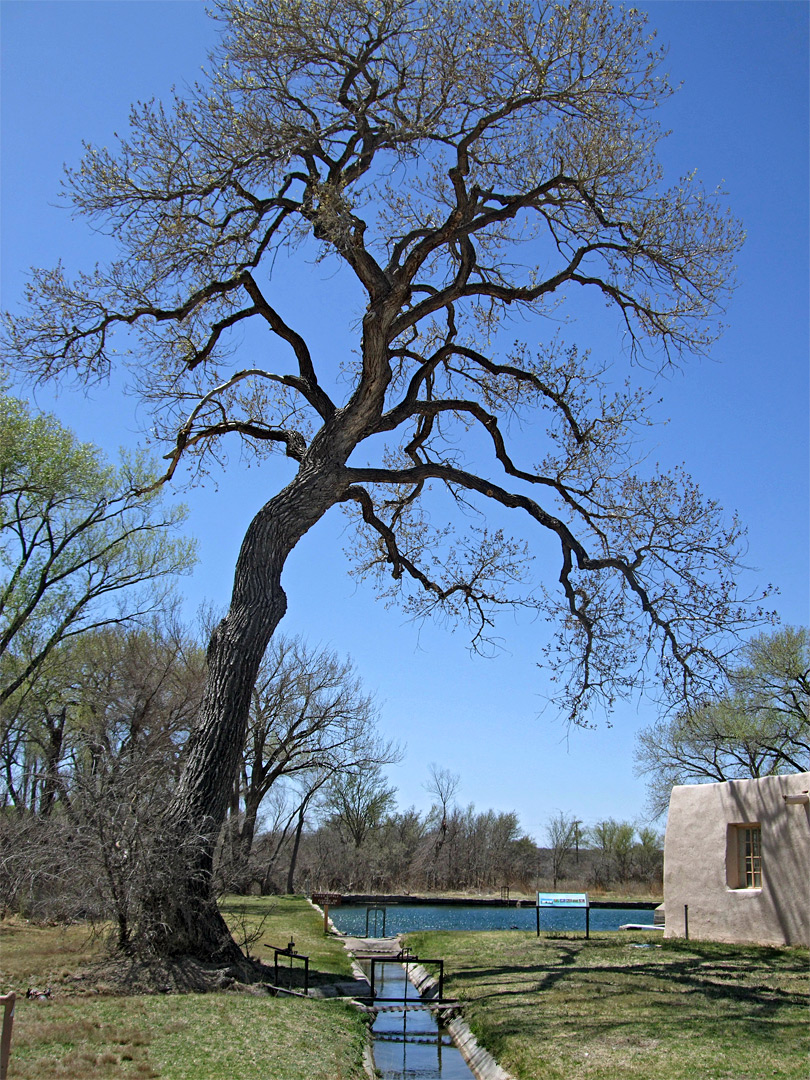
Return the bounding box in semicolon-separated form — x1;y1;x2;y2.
331;902;656;936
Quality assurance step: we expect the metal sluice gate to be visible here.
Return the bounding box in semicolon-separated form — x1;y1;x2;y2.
353;948;450;1006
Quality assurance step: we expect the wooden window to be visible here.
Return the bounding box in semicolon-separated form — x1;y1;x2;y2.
737;825;762;889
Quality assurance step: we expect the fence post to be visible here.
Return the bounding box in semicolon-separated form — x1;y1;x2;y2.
0;993;15;1080
684;904;689;941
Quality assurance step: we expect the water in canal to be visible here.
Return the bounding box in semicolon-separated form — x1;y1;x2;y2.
366;959;473;1080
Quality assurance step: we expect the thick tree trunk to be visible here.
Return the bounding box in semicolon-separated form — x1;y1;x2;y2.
222;793;262;891
139;463;345;962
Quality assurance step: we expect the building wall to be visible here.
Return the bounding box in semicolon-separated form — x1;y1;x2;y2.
663;771;810;946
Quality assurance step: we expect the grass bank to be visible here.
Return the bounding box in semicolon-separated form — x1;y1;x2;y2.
406;928;809;1080
219;894;355;984
0;897;368;1080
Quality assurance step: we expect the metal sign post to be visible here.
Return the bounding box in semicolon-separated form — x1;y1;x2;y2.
536;892;590;939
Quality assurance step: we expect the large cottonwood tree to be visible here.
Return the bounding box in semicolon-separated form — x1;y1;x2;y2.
3;0;766;960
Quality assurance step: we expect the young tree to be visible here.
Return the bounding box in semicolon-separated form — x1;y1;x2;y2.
237;636;398;859
423;763;460;883
0;619;207;937
0;394;195;713
731;627;809;759
544;810;578;890
373;807;428;889
320;763;398;850
632;825;663;888
216;634;399;888
612;821;636;884
464;808;525;890
425;765;460;822
586;818;635;888
635;627;809;817
61;736;200;950
3;0;766;959
0;617;204;815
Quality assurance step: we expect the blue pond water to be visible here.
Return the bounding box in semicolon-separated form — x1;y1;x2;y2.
331;903;655;936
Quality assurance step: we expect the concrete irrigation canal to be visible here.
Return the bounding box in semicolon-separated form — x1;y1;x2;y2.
341;934;510;1080
362;949;470;1079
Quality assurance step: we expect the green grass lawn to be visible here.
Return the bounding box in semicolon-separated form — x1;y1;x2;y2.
219;894;355;985
1;897;368;1080
405;929;809;1080
6;903;806;1080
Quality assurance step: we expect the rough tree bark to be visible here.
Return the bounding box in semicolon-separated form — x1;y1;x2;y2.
148;457;351;957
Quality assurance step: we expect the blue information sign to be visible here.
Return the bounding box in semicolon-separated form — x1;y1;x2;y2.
536;892;590;937
536;892;589;908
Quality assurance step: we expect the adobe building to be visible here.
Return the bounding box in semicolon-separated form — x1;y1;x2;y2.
663;771;809;946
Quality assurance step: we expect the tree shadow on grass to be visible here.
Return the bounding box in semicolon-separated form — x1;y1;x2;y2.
444;939;808;1021
76;949;361;996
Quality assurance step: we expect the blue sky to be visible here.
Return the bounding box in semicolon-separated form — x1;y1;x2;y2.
1;1;808;840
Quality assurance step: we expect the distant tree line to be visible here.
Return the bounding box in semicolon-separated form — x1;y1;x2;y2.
1;595;664;925
1;393;803;941
8;607;805;930
259;800;663;898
